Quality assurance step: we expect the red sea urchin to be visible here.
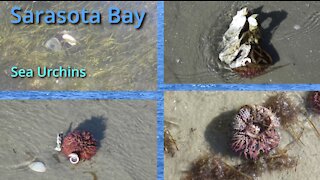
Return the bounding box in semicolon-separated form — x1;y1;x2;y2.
231;105;280;160
62;131;97;161
308;91;320;114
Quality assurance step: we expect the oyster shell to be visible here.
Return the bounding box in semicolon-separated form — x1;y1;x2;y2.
219;8;249;65
219;7;260;69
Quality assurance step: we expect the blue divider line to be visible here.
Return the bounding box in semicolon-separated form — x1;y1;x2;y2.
0;91;160;100
157;2;164;180
157;91;164;180
157;1;165;87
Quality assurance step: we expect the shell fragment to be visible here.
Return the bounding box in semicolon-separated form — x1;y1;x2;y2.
54;132;63;152
62;34;77;46
28;161;46;173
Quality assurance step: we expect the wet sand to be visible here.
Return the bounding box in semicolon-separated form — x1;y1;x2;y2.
0;100;156;180
164;1;320;84
165;91;320;180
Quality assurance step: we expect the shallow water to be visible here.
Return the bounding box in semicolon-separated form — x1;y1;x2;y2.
0;100;157;180
164;91;320;180
0;1;157;90
164;1;320;84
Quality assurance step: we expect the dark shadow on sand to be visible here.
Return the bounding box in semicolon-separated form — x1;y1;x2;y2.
253;6;288;64
204;109;238;157
66;116;107;150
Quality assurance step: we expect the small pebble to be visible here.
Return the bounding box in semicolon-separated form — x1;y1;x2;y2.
294;24;301;30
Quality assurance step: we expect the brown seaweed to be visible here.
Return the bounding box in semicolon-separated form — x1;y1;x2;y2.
183;133;299;180
265;149;298;172
264;93;305;144
237;148;298;177
183;150;297;180
307;118;320;138
83;171;98;180
164;128;179;157
264;93;300;128
183;154;253;180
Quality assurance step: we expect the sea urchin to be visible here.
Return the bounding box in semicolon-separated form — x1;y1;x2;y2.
62;130;97;162
231;105;280;160
307;91;320;114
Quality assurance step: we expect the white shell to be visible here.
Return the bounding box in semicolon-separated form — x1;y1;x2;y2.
219;7;248;65
28;161;46;173
54;147;61;151
45;37;62;52
229;44;252;68
248;14;258;31
54;132;63;152
68;153;79;164
62;34;77;46
219;7;261;69
221;8;248;45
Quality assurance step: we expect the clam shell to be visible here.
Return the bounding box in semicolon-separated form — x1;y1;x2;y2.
28;161;46;173
62;34;77;46
45;37;62;52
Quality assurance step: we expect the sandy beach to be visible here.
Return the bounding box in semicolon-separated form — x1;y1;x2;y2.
0;100;157;180
165;91;320;180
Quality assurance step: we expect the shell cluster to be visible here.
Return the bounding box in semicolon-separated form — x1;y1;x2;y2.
45;31;77;52
231;105;280;160
219;7;272;78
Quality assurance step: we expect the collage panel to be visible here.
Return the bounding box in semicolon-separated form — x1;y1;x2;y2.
0;100;157;180
164;1;320;84
165;91;320;180
0;1;157;90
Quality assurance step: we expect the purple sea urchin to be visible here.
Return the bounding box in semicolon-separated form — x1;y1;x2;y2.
231;105;280;160
308;91;320;114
